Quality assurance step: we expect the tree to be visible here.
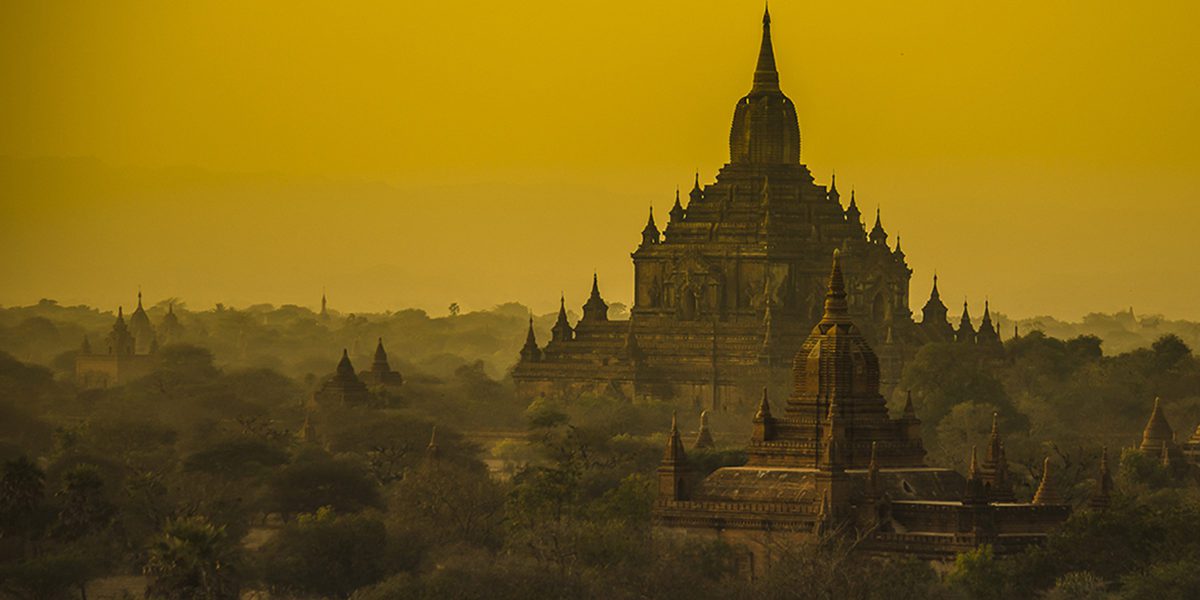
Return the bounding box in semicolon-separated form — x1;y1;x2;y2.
264;449;382;519
256;508;388;599
143;516;240;600
944;545;1010;600
392;460;504;548
0;455;46;540
54;464;115;540
448;303;460;317
1120;559;1200;600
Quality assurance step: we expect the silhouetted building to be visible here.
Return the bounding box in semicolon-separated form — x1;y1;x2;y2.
1140;397;1189;470
360;338;404;387
652;250;1071;573
514;10;958;408
76;299;158;388
312;349;370;405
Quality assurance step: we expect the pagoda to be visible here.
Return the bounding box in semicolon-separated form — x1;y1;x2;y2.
514;8;965;409
652;251;1073;572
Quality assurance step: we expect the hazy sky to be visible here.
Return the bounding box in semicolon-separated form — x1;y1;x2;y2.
2;1;1198;319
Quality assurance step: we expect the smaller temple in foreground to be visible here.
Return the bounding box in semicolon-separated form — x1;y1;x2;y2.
652;251;1075;573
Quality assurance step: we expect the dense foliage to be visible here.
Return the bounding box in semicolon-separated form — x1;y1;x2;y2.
1;301;1199;598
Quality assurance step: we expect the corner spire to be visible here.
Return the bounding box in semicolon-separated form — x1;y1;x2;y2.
752;3;780;92
1032;456;1060;505
820;249;849;319
520;314;542;362
755;387;772;419
693;410;716;449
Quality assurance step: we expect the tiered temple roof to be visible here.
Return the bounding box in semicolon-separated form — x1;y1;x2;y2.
653;251;1073;568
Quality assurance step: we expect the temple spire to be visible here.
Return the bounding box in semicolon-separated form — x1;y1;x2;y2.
820;249;849;320
755;387;772;419
552;293;574;342
582;272;609;322
663;412;687;464
641;205;660;246
1032;457;1060;505
693;410;716;449
869;206;888;245
671;187;686;223
520;315;542;362
752;3;779;92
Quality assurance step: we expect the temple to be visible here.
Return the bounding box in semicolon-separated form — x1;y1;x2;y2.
513;9;1002;409
312;349;371;405
1137;397;1198;473
360;338;405;387
651;251;1073;572
75;292;173;388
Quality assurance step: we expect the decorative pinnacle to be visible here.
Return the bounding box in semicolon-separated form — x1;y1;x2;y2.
752;2;780;92
756;387;772;419
821;249;848;318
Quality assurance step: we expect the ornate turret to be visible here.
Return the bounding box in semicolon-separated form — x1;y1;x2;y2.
657;413;694;501
1032;457;1060;505
670;187;687;223
688;172;703;204
787;250;890;451
313;349;370;405
963;446;989;505
753;387;775;441
1090;446;1113;510
1140;397;1174;453
845;189;864;234
363;338;404;387
982;413;1015;502
827;172;840;203
106;307;135;356
728;6;800;165
551;295;574;343
640;206;661;247
977;300;1003;353
336;349;356;380
868;207;888;245
892;235;905;261
129;291;156;354
580;273;609;323
956;301;976;344
693;410;716;449
920;275;954;342
520;317;542;362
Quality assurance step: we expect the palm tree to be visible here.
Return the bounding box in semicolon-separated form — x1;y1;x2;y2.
143;516;240;600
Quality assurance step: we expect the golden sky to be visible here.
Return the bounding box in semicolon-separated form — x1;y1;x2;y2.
2;1;1198;320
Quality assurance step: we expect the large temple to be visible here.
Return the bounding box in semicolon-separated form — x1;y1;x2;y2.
652;251;1076;573
512;9;1001;409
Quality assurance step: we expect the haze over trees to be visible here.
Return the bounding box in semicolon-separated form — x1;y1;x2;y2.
0;299;1199;598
